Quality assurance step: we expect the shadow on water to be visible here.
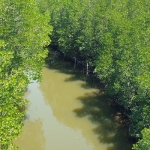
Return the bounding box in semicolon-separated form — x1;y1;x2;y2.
73;92;132;150
46;52;132;150
46;53;101;89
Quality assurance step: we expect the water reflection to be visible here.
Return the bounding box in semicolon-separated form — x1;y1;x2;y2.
14;119;45;150
15;71;95;150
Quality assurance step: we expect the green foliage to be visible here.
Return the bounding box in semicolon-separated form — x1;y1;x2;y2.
132;128;150;150
0;0;52;149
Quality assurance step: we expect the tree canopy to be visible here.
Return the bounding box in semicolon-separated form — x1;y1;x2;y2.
0;0;52;149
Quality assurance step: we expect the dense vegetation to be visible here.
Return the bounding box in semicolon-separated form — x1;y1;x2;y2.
37;0;150;149
1;0;149;149
0;0;52;149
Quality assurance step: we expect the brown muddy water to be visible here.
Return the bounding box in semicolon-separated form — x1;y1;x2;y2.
14;56;132;150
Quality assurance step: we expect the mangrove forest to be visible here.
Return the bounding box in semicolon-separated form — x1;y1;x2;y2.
0;0;150;149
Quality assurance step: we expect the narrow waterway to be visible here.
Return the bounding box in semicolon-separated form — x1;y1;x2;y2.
14;55;132;150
